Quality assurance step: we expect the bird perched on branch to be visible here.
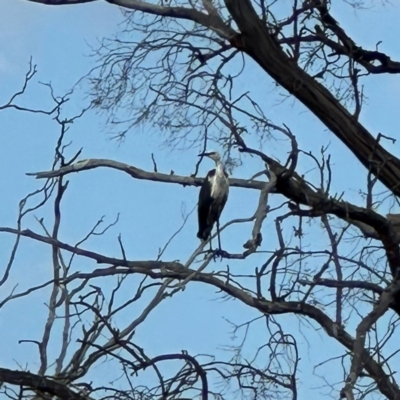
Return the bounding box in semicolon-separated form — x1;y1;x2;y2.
197;151;229;252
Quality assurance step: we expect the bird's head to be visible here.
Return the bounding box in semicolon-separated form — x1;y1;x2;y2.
198;151;221;162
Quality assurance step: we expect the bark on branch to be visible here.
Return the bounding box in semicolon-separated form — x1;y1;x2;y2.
224;0;400;198
0;367;88;400
315;2;400;74
27;158;266;190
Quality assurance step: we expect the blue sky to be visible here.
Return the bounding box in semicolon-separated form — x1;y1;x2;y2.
1;0;400;398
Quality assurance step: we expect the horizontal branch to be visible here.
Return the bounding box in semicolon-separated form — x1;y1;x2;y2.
27;0;94;3
0;226;183;271
0;367;87;400
28;0;400;199
299;278;384;296
27;158;266;190
26;0;236;39
29;156;400;279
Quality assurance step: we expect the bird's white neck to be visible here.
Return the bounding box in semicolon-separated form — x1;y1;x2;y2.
215;160;228;180
215;160;224;173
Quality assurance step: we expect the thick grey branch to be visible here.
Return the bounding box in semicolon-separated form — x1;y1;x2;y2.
28;158;392;246
244;169;277;250
0;367;88;400
28;158;266;190
0;226;182;271
224;0;400;198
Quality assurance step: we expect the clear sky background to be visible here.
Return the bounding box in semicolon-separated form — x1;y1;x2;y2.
1;0;400;398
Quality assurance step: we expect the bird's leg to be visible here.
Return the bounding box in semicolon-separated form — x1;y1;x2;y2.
216;219;222;254
217;219;222;251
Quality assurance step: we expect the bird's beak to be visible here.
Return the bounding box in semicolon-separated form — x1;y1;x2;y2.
198;152;210;157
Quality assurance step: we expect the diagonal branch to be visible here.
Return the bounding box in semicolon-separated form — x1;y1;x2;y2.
132;353;208;400
224;0;400;198
315;2;400;74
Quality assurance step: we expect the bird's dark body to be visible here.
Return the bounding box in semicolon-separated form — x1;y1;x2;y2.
197;168;228;241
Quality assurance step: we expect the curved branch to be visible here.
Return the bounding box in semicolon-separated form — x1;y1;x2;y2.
342;280;400;399
133;353;208;400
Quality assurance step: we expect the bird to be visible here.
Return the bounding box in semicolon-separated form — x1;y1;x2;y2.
197;151;229;253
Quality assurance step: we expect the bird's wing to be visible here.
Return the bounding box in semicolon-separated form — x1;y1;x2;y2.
208;184;228;228
197;170;215;240
220;190;228;211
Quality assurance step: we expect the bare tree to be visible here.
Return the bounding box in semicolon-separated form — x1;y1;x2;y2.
3;1;400;399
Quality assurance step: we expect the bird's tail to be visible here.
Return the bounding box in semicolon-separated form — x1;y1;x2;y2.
197;225;212;241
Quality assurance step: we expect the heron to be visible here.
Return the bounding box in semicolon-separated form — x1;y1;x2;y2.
197;151;229;253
